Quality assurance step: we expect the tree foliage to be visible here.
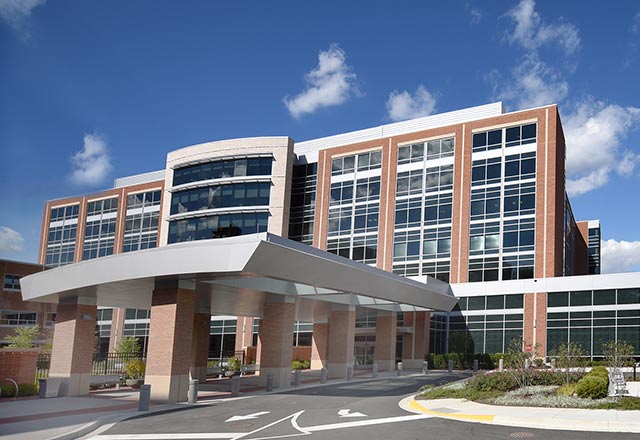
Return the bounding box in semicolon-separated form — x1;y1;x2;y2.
552;342;585;385
115;336;141;355
602;340;635;369
6;325;40;348
504;338;541;389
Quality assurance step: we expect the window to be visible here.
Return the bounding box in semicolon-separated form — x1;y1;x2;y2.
468;256;499;282
168;212;269;243
396;169;424;196
289;163;317;245
470;187;501;221
502;254;534;280
425;165;454;193
44;313;56;327
505;123;537;147
503;182;535;217
471;157;501;186
3;274;21;290
173;157;272;186
473;123;537;152
505;153;536;181
97;308;113;321
469;221;500;256
331;155;355;175
83;197;118;260
502;218;535;253
0;310;37;326
398;143;425;164
46;203;80;267
171;182;270;215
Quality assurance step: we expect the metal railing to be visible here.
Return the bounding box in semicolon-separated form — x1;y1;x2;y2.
36;352;144;379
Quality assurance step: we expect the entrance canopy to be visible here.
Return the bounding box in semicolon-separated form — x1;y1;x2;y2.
21;233;457;320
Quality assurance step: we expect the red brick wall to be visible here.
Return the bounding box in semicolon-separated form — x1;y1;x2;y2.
0;349;39;385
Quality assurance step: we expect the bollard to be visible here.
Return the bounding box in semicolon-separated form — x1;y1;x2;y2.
551;358;556;369
447;359;453;373
38;378;47;398
372;363;378;378
473;359;478;373
397;362;403;376
265;373;274;392
231;376;240;397
188;379;198;404
138;384;151;411
294;369;302;386
499;358;504;372
346;365;353;381
423;361;429;375
320;368;327;384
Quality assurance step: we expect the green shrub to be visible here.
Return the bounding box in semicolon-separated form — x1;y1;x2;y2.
1;383;17;397
576;376;608;399
124;359;146;379
467;371;519;392
589;366;609;378
556;383;578;396
18;383;37;396
292;360;310;370
529;369;583;386
595;397;640;410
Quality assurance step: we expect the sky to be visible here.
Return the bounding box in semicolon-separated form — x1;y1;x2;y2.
1;0;639;273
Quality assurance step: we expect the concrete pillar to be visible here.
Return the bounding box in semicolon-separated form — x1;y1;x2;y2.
190;312;210;383
310;322;328;370
375;312;397;371
258;298;295;389
326;308;355;378
145;287;195;403
49;297;97;396
402;311;429;369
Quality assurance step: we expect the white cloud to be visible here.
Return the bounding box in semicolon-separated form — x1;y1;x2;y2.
69;133;112;186
0;226;24;252
467;5;482;25
492;53;568;110
284;44;357;118
386;85;437;122
0;0;46;38
505;0;580;55
601;239;640;274
632;10;640;33
564;99;640;195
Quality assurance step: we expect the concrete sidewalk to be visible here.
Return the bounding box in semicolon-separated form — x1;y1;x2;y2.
401;396;640;433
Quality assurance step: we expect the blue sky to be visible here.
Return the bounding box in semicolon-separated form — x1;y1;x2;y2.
1;0;639;272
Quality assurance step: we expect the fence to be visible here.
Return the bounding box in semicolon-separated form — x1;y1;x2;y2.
36;352;144;379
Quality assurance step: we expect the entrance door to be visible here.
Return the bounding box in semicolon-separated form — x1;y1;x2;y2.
354;335;375;365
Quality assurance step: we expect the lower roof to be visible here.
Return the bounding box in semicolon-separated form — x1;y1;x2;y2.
20;233;457;320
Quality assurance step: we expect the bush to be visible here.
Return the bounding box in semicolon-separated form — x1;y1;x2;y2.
529;369;583;386
292;360;310;370
124;359;146;379
576;375;608;399
589;366;609;378
556;383;578;397
18;383;37;396
1;384;16;397
467;371;519;393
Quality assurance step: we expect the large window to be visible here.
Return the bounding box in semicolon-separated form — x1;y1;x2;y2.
173;157;272;186
0;310;37;326
3;274;21;290
83;197;118;260
168;212;268;243
473;123;536;152
123;190;161;253
289;163;317;245
46;204;79;266
171;183;270;215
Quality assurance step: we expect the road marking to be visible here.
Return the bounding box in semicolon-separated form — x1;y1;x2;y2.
337;409;367;418
90;410;434;439
408;399;495;422
226;411;270;422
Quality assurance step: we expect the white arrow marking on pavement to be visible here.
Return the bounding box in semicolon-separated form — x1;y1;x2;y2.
338;409;367;418
225;411;270;423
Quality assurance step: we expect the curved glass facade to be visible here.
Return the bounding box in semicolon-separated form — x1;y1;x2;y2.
173;157;272;186
168;212;268;243
170;182;271;215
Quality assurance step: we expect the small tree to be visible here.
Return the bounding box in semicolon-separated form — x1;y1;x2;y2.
602;340;635;369
504;338;540;390
553;342;585;385
6;325;40;348
115;336;141;355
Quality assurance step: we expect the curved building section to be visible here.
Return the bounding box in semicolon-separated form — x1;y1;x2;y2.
159;137;295;246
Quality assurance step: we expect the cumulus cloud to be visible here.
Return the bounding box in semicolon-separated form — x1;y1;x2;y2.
601;239;640;274
284;44;358;118
632;10;640;33
386;85;437;122
0;0;46;39
490;0;579;111
505;0;580;55
564;99;640;196
69;133;112;186
0;226;24;252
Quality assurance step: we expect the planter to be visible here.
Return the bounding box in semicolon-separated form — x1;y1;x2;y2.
126;378;142;388
224;370;239;377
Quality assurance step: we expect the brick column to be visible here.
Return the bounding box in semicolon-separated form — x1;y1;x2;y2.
402;311;429;368
326;308;355;378
310;322;328;370
234;316;254;355
190;312;210;383
258;298;295;388
145;287;195;402
375;312;397;371
49;297;97;396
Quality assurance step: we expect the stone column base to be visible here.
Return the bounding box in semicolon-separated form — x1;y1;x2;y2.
375;359;396;371
402;359;426;369
327;363;351;379
50;373;90;396
310;359;326;370
189;366;207;383
260;367;291;389
146;374;190;403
